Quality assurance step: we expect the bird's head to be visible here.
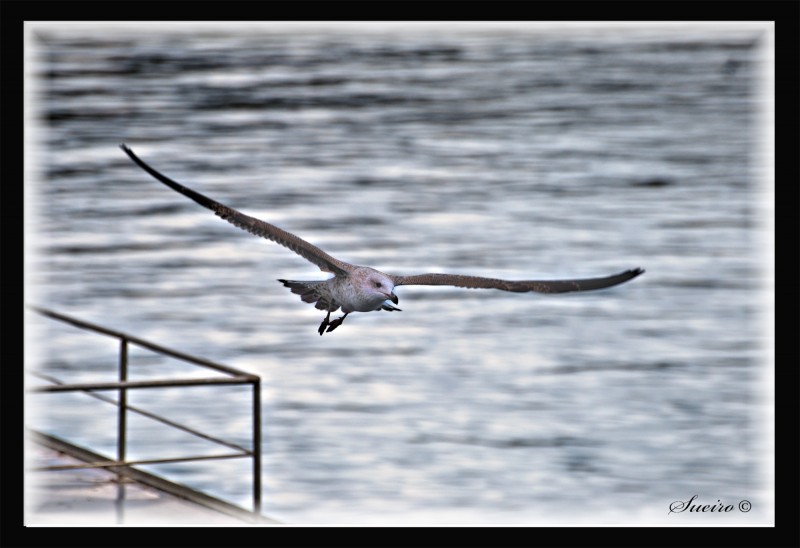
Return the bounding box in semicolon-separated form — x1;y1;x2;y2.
370;273;399;305
358;267;399;308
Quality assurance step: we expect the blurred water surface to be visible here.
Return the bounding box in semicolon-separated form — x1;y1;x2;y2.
26;23;772;524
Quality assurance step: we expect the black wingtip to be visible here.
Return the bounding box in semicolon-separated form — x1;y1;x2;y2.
119;143;137;162
627;267;645;281
119;143;210;207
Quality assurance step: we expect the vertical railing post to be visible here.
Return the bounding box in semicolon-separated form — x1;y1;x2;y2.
116;337;129;524
118;338;128;464
252;378;262;515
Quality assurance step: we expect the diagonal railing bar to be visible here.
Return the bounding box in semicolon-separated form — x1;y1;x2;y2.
30;451;251;472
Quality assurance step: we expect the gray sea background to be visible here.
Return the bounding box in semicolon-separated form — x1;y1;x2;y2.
24;22;774;525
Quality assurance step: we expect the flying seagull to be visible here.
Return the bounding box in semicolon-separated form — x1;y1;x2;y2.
120;144;644;335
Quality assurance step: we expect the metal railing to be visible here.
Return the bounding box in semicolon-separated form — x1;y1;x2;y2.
27;306;263;519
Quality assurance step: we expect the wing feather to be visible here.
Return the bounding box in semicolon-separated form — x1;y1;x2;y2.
391;268;644;294
120;144;353;276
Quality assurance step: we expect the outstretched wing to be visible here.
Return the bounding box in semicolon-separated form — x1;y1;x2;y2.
120;144;354;276
391;268;644;294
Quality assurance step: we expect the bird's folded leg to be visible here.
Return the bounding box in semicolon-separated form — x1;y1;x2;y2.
318;310;332;336
325;313;349;333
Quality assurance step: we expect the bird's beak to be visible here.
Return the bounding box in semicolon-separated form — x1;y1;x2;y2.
388;292;399;305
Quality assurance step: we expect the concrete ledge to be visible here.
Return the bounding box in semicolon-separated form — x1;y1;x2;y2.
27;431;280;525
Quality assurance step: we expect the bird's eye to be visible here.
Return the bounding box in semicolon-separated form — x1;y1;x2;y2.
374;281;382;288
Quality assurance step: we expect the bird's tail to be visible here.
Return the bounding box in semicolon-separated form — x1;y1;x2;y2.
277;279;336;311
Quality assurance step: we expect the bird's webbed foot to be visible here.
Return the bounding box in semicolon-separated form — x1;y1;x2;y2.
325;313;349;333
318;311;332;336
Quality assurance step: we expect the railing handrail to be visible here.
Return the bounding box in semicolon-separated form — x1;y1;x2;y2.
28;306;258;380
26;305;263;517
29;376;256;392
